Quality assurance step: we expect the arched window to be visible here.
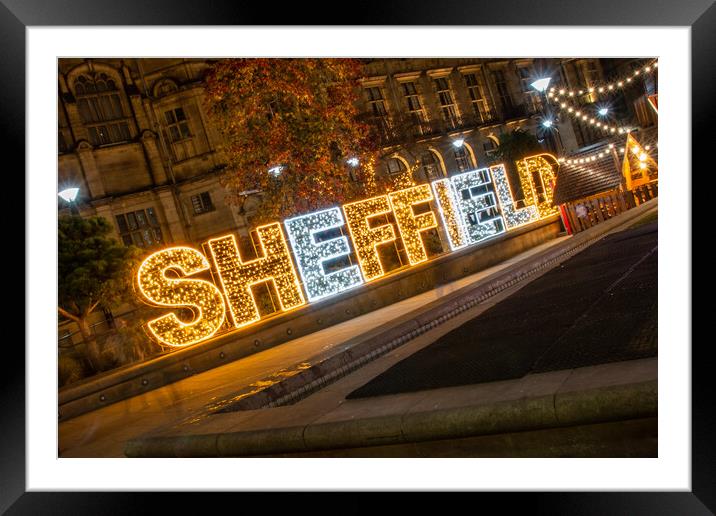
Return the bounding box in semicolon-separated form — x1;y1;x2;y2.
74;73;131;146
453;146;474;172
385;157;407;178
419;150;445;182
483;135;499;158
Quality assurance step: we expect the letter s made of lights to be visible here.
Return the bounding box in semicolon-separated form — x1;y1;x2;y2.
136;247;226;347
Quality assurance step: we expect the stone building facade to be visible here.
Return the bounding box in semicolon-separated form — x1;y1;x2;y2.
58;57;624;252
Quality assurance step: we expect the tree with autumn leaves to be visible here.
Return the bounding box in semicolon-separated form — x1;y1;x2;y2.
204;58;389;224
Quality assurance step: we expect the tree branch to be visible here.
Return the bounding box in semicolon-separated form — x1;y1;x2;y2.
58;306;80;323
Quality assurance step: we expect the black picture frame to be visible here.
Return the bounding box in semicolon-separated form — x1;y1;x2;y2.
5;0;708;512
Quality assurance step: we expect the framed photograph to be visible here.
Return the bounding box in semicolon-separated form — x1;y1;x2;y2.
7;0;708;511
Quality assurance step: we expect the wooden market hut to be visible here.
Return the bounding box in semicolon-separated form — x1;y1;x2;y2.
552;128;658;234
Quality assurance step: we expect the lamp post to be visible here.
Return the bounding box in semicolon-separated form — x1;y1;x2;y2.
531;77;564;155
58;187;80;215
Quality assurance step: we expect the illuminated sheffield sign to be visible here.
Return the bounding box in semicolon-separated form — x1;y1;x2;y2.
136;156;559;347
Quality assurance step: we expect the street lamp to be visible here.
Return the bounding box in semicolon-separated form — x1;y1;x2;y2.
531;76;564;155
451;138;465;148
346;157;359;167
598;107;609;116
530;77;552;93
58;187;80;215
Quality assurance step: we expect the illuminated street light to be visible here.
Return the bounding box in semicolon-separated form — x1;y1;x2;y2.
452;139;465;148
268;166;283;177
598;107;609;116
530;77;551;93
58;187;79;203
347;157;360;167
58;187;80;215
542;119;554;128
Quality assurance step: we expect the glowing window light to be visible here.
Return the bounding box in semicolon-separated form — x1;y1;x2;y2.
136;247;226;347
432;178;468;250
342;195;397;282
489;164;539;230
284;207;364;302
207;224;305;328
450;168;506;244
388;184;439;265
517;155;560;219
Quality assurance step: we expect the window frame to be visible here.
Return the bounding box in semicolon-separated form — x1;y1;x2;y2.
115;207;164;248
73;72;133;146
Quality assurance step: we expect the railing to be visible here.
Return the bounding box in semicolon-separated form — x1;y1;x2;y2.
364;112;503;147
562;183;657;234
631;182;658;206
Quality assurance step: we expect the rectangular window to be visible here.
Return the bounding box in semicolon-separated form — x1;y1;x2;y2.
115;207;163;248
401;82;426;122
483;139;498;156
582;60;600;87
517;66;533;92
164;107;191;142
517;66;540;113
492;70;514;111
386;158;406;178
454;147;473;173
191;192;214;215
434;77;459;129
463;73;491;123
77;92;131;146
365;87;387;116
163;107;196;161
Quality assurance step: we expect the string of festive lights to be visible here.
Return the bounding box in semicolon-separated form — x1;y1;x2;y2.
549;99;634;135
548;60;657;100
557;143;618;166
488;164;540;229
387;184;438;265
342;195;397;282
449;168;506;244
136;247;227;347
284;207;364;302
206;224;305;328
617;142;655;155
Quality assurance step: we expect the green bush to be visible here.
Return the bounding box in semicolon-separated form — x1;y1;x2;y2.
58;354;86;387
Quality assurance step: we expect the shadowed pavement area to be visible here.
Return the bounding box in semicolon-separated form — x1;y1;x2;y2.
348;222;658;399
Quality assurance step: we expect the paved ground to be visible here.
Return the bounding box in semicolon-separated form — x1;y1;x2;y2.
348;222;658;398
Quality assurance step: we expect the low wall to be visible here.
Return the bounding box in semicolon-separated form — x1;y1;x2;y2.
59;215;563;420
